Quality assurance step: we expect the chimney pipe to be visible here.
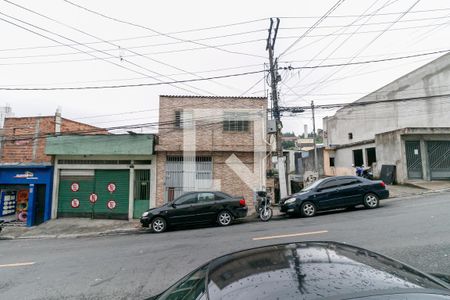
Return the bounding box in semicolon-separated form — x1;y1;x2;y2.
55;107;62;135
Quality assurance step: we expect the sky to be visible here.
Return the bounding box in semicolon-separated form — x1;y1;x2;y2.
0;0;449;135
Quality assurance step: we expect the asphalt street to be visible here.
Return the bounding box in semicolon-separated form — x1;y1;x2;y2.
1;191;449;300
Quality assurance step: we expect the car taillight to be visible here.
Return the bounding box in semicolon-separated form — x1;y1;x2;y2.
380;181;386;188
239;199;246;207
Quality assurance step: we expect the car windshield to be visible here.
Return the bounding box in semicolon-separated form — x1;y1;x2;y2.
2;2;450;300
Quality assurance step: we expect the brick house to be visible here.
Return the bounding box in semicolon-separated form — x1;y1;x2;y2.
0;110;105;226
155;95;269;209
1;112;105;163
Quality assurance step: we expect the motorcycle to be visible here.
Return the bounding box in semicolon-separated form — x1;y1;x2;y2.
255;191;273;222
356;166;374;180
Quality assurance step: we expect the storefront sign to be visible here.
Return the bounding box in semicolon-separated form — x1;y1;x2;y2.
107;200;116;210
14;171;37;180
107;183;116;193
71;199;80;208
70;182;80;192
89;193;98;203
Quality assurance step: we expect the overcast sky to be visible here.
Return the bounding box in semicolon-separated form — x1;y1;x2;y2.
0;0;449;135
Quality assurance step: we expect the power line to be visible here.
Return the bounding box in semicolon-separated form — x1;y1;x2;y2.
0;38;267;66
0;12;205;96
282;48;449;70
278;91;450;112
278;7;450;18
0;63;264;87
279;0;346;58
298;0;422;98
1;1;218;96
280;0;389;96
61;0;266;59
2;47;447;90
0;69;267;90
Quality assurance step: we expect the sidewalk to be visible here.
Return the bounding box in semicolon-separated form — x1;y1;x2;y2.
2;181;449;240
0;218;143;240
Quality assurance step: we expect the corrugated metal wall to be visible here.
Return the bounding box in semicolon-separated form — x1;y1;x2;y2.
58;170;129;219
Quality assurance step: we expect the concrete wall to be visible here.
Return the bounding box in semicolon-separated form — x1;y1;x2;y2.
374;128;450;183
375;131;404;181
324;52;450;147
324;143;376;177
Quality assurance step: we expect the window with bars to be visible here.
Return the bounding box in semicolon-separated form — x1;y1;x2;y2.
175;111;193;129
223;112;250;132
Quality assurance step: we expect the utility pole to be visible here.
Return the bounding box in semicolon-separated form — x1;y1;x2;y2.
266;18;288;199
311;100;318;172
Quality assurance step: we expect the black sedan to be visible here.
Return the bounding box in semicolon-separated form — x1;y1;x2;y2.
147;241;450;299
140;191;248;233
280;176;389;217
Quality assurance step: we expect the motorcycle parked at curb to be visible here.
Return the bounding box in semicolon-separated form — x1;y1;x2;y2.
255;191;273;222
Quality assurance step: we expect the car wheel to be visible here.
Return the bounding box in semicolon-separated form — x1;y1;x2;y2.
363;193;379;209
300;201;316;217
151;217;167;233
217;211;233;226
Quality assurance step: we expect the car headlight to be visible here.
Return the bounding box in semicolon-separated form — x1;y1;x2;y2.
284;197;297;204
142;211;149;217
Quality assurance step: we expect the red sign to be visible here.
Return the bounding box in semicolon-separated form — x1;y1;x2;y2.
71;199;80;208
71;182;79;192
107;200;116;210
89;193;98;203
107;183;116;193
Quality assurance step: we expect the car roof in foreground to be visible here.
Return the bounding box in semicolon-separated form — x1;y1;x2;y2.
204;241;450;300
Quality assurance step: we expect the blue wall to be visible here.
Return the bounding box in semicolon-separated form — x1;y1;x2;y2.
0;166;53;226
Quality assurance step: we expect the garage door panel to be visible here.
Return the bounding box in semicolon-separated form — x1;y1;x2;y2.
58;176;94;215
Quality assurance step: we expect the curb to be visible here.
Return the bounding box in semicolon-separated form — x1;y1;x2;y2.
1;227;142;240
388;187;450;200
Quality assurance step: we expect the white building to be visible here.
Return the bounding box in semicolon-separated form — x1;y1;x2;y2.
323;52;450;183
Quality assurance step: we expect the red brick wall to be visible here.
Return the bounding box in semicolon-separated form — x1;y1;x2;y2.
0;116;107;163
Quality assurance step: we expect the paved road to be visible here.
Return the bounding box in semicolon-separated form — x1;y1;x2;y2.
1;192;449;299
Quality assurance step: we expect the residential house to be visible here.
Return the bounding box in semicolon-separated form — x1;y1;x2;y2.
323;52;450;183
155;95;269;208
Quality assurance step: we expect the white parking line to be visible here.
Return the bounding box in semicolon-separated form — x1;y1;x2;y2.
252;230;328;241
0;262;35;268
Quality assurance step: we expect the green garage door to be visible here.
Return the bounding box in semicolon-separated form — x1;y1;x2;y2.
94;170;129;219
427;141;450;180
58;170;129;219
58;175;94;217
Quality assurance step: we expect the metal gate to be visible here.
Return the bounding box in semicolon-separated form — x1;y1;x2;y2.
427;141;450;179
164;156;212;201
405;141;423;179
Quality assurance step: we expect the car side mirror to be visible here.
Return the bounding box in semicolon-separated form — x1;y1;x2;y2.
171;202;177;208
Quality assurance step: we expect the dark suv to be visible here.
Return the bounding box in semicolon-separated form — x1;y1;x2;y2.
280;176;389;217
